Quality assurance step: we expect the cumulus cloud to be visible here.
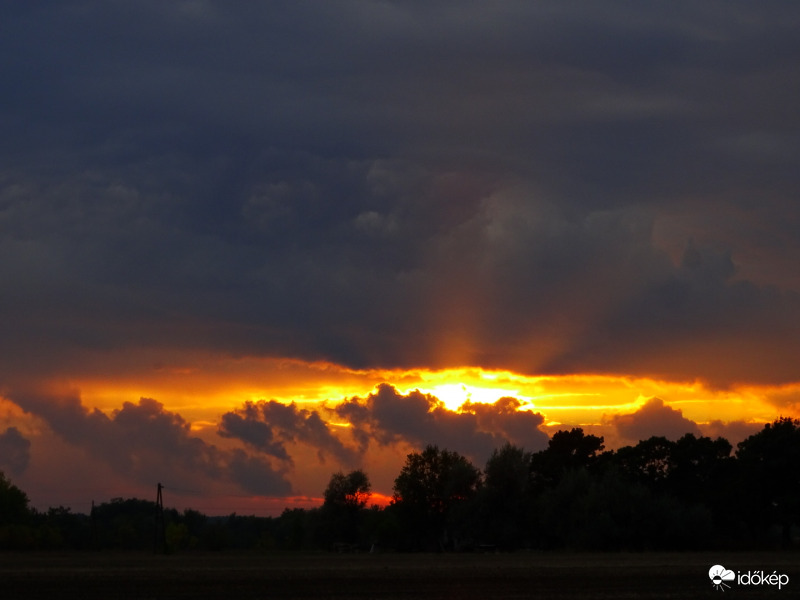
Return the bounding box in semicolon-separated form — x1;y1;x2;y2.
335;384;549;463
8;391;291;496
460;397;550;451
218;400;359;466
0;427;31;476
218;405;290;462
700;420;764;448
613;397;701;442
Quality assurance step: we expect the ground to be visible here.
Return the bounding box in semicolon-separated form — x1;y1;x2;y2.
1;551;795;599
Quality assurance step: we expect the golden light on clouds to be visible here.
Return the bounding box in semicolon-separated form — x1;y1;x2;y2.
420;383;519;411
64;357;795;431
6;356;799;516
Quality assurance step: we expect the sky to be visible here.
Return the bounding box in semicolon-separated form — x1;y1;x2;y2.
1;1;800;515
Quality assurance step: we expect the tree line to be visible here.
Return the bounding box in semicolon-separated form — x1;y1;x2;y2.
2;417;799;552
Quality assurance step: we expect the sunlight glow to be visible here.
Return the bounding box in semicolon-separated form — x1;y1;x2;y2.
418;383;521;411
62;358;796;433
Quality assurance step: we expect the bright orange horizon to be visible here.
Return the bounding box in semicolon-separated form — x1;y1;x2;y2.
65;359;793;430
5;357;796;516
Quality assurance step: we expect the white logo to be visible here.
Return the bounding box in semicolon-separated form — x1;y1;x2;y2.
709;564;790;591
709;565;735;591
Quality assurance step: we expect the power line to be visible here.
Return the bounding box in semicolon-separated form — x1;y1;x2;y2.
158;484;201;495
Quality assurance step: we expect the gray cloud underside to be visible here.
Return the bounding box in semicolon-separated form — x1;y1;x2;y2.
334;384;549;461
5;383;550;487
609;396;768;448
219;399;358;465
2;2;800;385
612;397;701;443
216;384;550;465
9;391;292;496
0;427;31;476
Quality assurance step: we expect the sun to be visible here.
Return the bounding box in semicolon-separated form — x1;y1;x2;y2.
417;382;522;411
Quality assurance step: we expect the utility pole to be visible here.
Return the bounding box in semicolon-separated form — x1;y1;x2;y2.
154;482;165;554
91;500;97;550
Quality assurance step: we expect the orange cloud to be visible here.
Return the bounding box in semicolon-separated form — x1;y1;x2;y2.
3;359;797;515
612;397;701;443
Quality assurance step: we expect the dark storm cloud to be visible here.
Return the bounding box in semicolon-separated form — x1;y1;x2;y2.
0;427;31;476
218;400;358;465
335;384;549;462
613;397;701;442
2;1;800;385
7;391;291;496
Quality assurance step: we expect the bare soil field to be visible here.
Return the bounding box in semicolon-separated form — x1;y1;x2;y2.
1;551;795;599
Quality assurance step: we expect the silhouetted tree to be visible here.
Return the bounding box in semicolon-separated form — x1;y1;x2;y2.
323;470;371;510
37;506;92;550
479;443;534;548
4;428;798;553
0;471;34;550
392;445;481;550
179;508;206;549
537;464;712;551
530;428;605;489
667;433;732;502
92;497;162;550
320;470;372;547
276;507;314;551
736;417;800;547
614;436;675;487
0;471;30;525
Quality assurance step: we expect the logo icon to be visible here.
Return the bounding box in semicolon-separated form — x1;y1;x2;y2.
709;565;735;591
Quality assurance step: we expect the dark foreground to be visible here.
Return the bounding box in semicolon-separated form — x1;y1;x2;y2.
1;551;795;599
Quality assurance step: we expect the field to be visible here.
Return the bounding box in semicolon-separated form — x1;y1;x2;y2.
1;551;795;599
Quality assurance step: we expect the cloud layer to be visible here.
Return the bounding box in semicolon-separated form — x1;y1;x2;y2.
1;2;799;389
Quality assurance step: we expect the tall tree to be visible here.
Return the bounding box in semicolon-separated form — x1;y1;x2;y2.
393;445;481;550
530;428;605;488
736;417;800;547
0;471;30;525
320;470;372;546
323;470;372;510
480;443;534;548
614;436;676;486
667;433;732;501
